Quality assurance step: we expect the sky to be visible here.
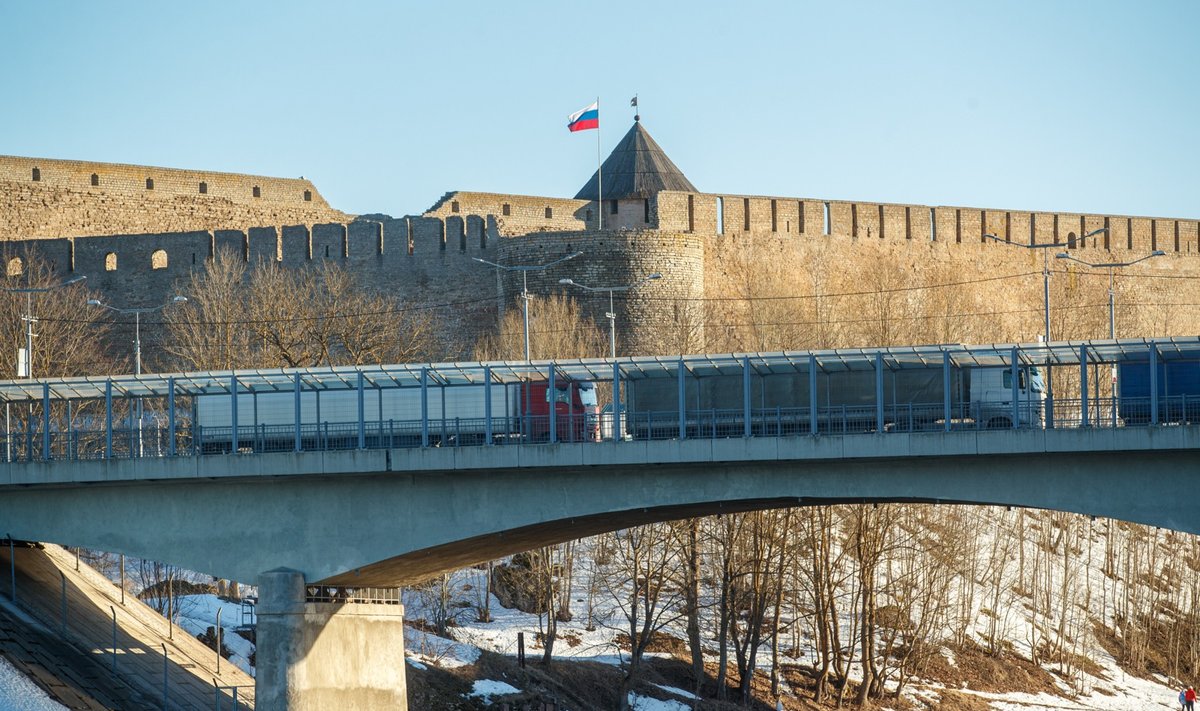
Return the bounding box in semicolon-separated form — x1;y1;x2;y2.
1;1;1197;219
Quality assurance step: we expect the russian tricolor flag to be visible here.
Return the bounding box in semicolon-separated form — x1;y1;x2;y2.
567;102;599;132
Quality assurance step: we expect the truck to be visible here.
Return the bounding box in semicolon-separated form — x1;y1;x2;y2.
1117;354;1200;425
622;362;1045;439
193;377;600;453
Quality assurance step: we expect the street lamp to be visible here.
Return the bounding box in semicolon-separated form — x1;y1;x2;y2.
86;296;188;375
984;228;1108;344
473;252;583;361
1054;250;1165;340
3;275;87;379
1055;249;1165;426
559;273;662;358
87;295;188;457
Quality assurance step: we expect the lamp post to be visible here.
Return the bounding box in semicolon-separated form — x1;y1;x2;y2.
473;252;583;361
87;296;188;456
984;228;1108;344
87;296;188;376
558;273;662;358
1055;249;1165;426
3;275;87;379
1053;250;1166;340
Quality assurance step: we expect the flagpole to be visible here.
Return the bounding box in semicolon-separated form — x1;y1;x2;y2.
596;96;603;231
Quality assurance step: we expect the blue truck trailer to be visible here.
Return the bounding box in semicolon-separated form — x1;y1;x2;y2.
1118;355;1200;425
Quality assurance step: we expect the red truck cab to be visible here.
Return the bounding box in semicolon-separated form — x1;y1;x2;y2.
519;380;600;442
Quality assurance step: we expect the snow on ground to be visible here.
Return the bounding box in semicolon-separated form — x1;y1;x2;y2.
405;625;480;669
396;520;1193;711
172;594;256;676
628;692;692;711
0;655;68;711
653;683;700;700
467;679;521;702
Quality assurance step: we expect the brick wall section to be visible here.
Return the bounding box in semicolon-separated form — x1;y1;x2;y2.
0;155;348;240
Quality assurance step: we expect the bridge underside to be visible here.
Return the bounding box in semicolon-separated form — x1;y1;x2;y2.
317;495;963;587
1;427;1197;586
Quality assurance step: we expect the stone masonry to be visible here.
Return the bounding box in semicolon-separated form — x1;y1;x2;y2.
2;153;1199;360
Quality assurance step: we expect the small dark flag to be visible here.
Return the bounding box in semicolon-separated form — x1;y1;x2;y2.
630;96;638;107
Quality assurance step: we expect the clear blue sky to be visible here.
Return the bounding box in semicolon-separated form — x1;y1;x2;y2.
2;1;1196;219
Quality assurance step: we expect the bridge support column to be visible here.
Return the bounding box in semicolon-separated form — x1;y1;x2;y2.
256;569;408;711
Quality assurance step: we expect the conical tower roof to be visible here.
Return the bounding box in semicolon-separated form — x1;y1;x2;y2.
574;120;697;200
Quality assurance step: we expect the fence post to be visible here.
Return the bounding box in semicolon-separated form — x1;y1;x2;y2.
809;354;818;435
612;359;621;443
41;382;50;461
875;351;885;433
419;368;429;447
215;607;222;675
105;379;113;460
1150;342;1159;426
229;373;239;454
294;372;302;453
743;356;752;438
60;571;66;636
943;350;952;432
162;643;168;711
1011;346;1020;429
484;366;493;445
1079;345;1089;428
168;377;177;457
357;371;366;450
110;605;117;673
548;366;557;444
677;360;686;441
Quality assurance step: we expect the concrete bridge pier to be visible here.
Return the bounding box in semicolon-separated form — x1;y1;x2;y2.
255;569;408;711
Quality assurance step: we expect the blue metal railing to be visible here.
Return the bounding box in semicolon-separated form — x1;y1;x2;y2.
6;396;1187;464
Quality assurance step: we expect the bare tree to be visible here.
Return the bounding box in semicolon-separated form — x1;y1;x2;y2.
164;250;439;370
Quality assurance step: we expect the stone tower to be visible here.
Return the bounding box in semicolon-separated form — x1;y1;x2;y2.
574;119;697;231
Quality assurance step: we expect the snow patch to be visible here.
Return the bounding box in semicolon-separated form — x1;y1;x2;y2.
469;679;521;701
629;692;693;711
0;655;69;711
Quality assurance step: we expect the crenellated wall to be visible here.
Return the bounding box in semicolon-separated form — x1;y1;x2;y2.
0;155;349;241
4;159;1200;362
654;191;1200;255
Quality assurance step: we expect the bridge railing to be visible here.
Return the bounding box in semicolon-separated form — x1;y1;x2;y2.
4;338;1200;464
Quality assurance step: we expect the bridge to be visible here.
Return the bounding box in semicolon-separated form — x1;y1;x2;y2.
1;337;1198;710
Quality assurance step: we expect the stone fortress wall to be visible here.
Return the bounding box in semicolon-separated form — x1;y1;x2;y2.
0;155;349;241
3;157;1200;360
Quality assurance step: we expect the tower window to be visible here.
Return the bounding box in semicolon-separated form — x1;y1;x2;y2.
610;200;618;215
199;182;207;194
31;167;40;181
502;203;511;216
545;207;553;219
303;190;312;202
90;173;99;186
146;178;154;190
252;186;261;198
151;249;168;269
451;201;460;213
105;252;118;271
